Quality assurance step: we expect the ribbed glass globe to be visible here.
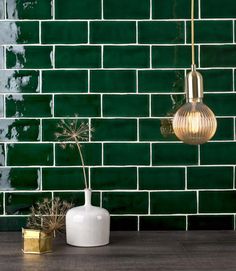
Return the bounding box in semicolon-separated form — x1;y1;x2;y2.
173;102;217;145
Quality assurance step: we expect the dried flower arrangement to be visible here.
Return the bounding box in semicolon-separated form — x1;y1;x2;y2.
55;118;94;189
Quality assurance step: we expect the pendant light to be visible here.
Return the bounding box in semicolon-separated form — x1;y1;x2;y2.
172;0;217;145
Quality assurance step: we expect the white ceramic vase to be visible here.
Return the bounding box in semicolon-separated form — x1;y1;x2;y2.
66;189;110;247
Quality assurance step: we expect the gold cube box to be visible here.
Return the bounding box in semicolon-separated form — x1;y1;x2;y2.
22;229;53;254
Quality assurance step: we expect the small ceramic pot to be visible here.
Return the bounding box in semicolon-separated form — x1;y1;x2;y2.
66;189;110;247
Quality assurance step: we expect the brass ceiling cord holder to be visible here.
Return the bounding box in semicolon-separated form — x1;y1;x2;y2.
172;0;217;145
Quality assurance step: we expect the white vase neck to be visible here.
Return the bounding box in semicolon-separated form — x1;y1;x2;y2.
84;189;92;206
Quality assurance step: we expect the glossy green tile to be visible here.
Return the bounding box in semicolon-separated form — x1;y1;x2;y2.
0;119;40;141
54;95;100;117
186;21;233;43
187;167;233;189
139;167;185;190
139;21;184;44
212;118;234;140
152;144;198;165
104;0;150;19
152;0;198;19
102;192;148;214
55;0;101;19
42;22;87;44
0;217;27;231
90;21;136;44
55;143;101;166
199;191;236;213
104;143;150;166
151;192;197;214
140;216;186;230
0;22;39;44
7;143;53;166
110;216;138;231
0;70;39;93
201;142;236;165
103;95;149;117
0;193;3;214
188;215;234;230
90;70;136;93
201;46;236;67
152;46;197;68
55;46;101;68
90;167;137;190
200;69;233;92
5;192;51;215
104;46;150;68
42;168;88;190
91;119;137;141
6;0;52;19
6;46;53;69
0;168;40;190
6;95;52;117
0;145;5;166
138;70;184;93
201;0;236;18
42;70;88;93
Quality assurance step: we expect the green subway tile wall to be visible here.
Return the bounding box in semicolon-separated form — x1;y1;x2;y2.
0;0;235;231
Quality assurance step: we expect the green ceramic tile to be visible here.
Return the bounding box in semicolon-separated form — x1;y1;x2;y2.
201;0;236;18
90;167;137;190
151;94;185;117
139;21;184;44
7;143;53;166
199;191;236;213
54;191;100;206
54;95;100;117
90;70;136;93
55;46;101;68
91;119;137;141
205;94;236;116
104;143;150;165
138;70;184;93
55;0;101;19
152;144;198;165
152;46;197;68
140;216;186;230
139;167;185;190
110;216;138;231
0;22;39;44
0;145;5;166
6;46;53;69
6;95;52;117
0;217;27;231
0;119;40;141
201;142;236;165
0;193;3;214
201;46;236;67
103;95;149;117
0;70;39;93
104;0;150;19
187;167;233;189
186;21;233;43
55;143;101;166
102;192;148;214
5;192;51;215
188;215;234;230
42;22;87;44
42;168;88;190
0;168;40;190
152;0;198;19
151;192;197;214
212;118;234;140
200;69;233;92
42;70;88;93
104;46;150;68
90;21;136;44
6;0;52;19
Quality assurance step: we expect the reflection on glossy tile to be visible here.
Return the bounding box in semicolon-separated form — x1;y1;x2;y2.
0;145;5;166
0;1;4;19
0;70;39;93
0;46;4;68
0;95;4;117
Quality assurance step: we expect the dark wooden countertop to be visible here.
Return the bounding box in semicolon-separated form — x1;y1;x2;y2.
1;231;236;271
